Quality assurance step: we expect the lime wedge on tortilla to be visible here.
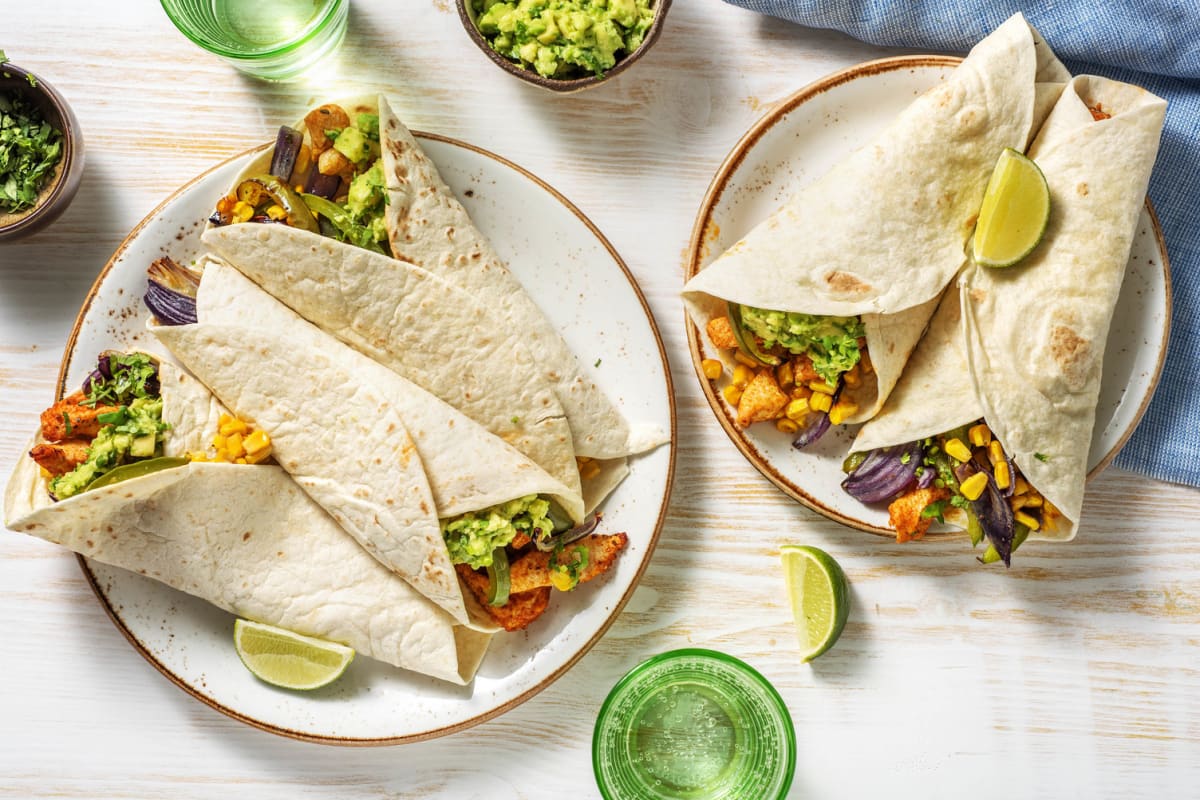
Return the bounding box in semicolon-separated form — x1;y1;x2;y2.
780;544;849;662
233;619;354;691
972;148;1050;268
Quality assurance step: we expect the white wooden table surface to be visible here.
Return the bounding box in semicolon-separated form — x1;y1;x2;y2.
2;2;1198;798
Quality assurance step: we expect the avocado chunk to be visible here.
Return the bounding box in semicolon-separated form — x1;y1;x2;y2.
333;125;372;165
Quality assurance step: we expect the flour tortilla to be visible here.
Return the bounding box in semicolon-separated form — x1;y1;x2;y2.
377;96;667;463
854;75;1167;542
3;360;492;684
200;223;583;510
152;261;584;613
5;461;491;684
682;13;1070;424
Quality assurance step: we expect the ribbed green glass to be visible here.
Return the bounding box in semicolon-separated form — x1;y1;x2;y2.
593;649;796;800
159;0;348;80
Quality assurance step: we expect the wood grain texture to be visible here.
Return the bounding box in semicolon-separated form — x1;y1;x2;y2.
2;2;1199;798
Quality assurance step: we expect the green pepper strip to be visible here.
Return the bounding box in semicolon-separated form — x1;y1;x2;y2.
726;302;781;366
486;546;511;607
300;193;388;255
239;174;320;234
84;456;190;493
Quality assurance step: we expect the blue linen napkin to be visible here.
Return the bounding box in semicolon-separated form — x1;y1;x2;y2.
727;0;1200;487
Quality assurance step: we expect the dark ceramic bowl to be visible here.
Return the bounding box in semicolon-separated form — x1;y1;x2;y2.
456;0;671;93
0;60;84;242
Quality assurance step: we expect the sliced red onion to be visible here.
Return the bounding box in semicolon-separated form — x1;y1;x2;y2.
145;279;197;325
956;461;1014;566
535;514;602;552
842;442;922;504
304;170;340;199
269;126;303;181
791;411;831;449
916;464;936;489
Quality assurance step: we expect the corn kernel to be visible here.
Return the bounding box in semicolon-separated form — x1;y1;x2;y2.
733;351;760;369
245;449;272;465
944;438;973;463
722;385;743;406
1014;476;1031;495
808;380;836;395
776;361;794;389
809;391;833;413
968;424;992;448
732;364;754;388
219;417;249;437
294;143;312;176
959;472;989;501
785;397;810;420
579;459;602;480
232;200;254;223
842;365;861;387
993;460;1011;490
1015;511;1041;531
1022;494;1043;508
225;432;245;459
701;359;723;380
243;428;271;456
828;400;859;426
236;457;247;465
265;204;287;221
775;418;799;434
988;440;1005;465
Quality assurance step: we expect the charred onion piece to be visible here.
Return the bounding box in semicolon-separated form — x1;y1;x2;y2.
842;441;923;503
535;514;602;553
956;461;1015;565
791;411;831;449
304;170;340;200
269;126;303;181
144;257;200;325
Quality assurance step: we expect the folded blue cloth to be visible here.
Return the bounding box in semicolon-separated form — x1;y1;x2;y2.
727;0;1200;486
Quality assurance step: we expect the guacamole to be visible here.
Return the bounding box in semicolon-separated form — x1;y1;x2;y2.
739;307;865;384
472;0;655;78
50;396;168;500
442;494;553;569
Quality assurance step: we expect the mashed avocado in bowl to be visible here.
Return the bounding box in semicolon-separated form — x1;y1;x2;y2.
465;0;662;85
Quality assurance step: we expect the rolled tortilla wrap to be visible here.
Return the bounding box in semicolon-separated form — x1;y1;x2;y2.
152;261;585;614
682;13;1071;424
854;74;1167;543
5;460;491;685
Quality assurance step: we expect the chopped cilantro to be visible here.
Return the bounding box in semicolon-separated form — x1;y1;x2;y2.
900;451;911;465
511;415;520;424
0;89;63;213
594;358;602;368
84;353;159;407
920;500;947;523
1035;452;1049;462
950;494;970;510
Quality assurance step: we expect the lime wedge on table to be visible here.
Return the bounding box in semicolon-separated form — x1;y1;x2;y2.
972;148;1050;268
233;619;354;691
780;545;849;662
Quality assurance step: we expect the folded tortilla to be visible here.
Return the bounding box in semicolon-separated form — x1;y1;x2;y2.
3;364;491;684
377;97;667;462
151;260;584;614
200;223;584;509
854;75;1168;541
682;13;1070;423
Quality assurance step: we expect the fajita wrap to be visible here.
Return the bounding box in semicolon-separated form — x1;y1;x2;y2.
849;74;1168;560
199;222;584;509
150;259;589;620
4;359;492;684
683;13;1071;432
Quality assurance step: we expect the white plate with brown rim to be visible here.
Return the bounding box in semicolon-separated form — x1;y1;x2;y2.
684;56;1170;537
53;133;676;744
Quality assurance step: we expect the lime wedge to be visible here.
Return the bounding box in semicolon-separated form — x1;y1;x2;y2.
233;619;354;691
972;148;1050;268
780;545;849;662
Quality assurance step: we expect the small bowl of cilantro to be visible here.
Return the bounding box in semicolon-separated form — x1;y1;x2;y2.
457;0;671;92
0;52;84;242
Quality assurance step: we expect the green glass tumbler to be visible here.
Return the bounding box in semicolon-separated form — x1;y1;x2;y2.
593;649;796;800
160;0;349;81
